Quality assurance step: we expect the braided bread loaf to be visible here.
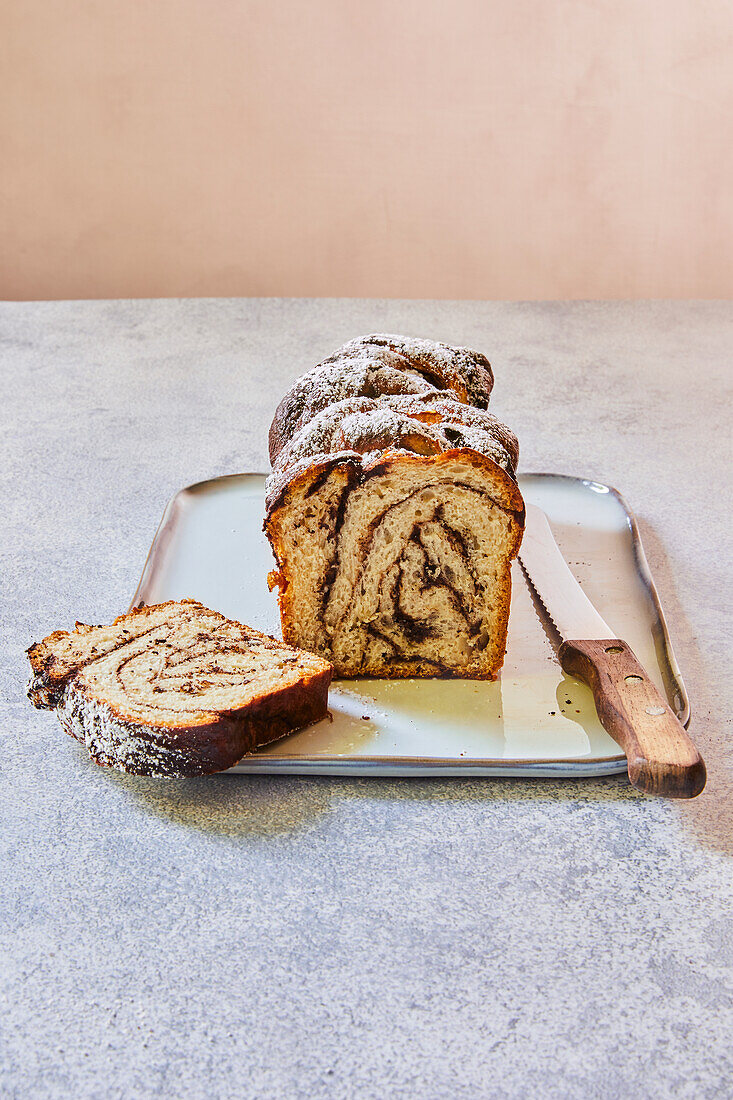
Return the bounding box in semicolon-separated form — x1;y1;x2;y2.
265;336;523;679
268;333;494;463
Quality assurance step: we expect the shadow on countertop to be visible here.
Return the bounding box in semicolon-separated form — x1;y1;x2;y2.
107;762;732;860
102;766;337;840
103;761;649;842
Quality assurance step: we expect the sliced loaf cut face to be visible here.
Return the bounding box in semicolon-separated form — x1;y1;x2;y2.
265;451;524;679
27;599;333;776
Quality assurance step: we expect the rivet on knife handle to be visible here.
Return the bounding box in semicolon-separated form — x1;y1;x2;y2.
558;639;706;799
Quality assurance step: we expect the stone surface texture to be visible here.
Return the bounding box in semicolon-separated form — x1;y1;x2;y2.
2;299;732;1099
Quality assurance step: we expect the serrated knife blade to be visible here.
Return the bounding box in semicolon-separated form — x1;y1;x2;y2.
518;504;614;641
516;502;705;799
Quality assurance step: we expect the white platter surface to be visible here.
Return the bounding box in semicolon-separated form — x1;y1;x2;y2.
132;473;688;778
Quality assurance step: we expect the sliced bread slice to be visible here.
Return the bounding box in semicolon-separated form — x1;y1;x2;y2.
27;599;333;776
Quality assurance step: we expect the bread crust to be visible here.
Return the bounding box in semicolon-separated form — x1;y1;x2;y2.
265;448;524;525
271;393;519;481
55;668;331;777
269;334;494;463
27;600;333;776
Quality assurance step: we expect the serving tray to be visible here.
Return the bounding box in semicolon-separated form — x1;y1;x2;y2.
131;473;689;778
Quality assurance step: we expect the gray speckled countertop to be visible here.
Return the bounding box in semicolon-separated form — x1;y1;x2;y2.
2;299;732;1099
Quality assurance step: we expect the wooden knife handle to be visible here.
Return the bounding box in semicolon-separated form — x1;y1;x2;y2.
558;638;706;799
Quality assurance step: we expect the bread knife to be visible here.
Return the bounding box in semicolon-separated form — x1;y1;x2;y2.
518;503;706;798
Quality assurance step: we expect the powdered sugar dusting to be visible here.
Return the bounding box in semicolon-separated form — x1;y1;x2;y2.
270;394;518;489
321;334;494;409
269;333;495;462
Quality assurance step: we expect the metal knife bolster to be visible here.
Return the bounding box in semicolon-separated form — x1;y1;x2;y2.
518;504;615;642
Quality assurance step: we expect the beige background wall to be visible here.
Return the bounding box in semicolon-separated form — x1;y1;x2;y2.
2;1;732;301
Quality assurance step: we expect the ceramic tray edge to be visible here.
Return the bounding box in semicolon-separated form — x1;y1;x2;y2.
229;757;629;777
129;470;688;776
